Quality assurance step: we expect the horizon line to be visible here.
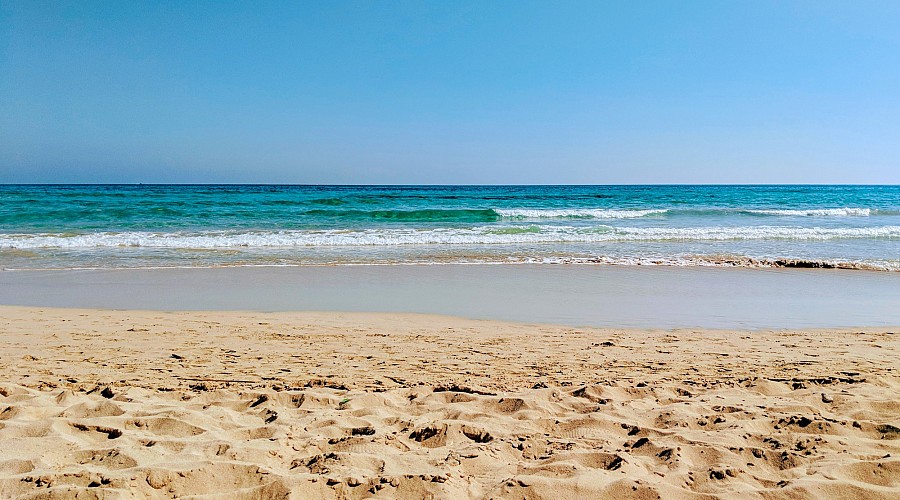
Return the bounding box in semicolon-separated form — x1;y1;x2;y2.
2;183;899;187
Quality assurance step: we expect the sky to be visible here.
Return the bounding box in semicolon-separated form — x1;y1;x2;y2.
2;1;899;184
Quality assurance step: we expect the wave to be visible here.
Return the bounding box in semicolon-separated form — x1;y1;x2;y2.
741;208;873;217
279;206;894;221
493;207;890;218
3;225;900;249
494;208;667;219
302;209;500;222
301;208;667;221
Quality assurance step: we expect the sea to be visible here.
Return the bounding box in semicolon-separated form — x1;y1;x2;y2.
1;184;899;271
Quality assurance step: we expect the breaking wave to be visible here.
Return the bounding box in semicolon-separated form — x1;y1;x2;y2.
741;208;873;217
300;208;669;221
494;208;668;219
3;225;900;249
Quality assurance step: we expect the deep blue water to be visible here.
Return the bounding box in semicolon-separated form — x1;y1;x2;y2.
1;185;899;270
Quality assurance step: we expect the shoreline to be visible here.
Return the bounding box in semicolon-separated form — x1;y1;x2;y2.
3;254;899;272
1;306;898;498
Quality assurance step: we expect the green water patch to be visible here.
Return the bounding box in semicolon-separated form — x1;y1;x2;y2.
483;226;544;235
308;198;349;206
302;209;501;223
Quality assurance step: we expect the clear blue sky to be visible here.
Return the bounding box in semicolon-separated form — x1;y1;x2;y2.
2;1;899;184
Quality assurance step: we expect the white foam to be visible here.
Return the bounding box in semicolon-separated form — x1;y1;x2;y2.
527;255;900;271
743;208;872;216
3;225;900;249
494;208;668;218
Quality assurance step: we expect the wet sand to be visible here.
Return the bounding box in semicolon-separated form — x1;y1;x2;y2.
3;265;900;328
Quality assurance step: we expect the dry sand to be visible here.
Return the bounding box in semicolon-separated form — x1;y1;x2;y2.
0;306;897;499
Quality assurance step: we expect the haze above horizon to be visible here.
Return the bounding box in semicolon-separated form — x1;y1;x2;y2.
2;1;899;184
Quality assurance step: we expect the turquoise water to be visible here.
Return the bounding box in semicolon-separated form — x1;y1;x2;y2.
1;185;899;270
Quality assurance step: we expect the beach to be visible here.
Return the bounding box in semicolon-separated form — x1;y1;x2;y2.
1;185;899;498
1;305;898;499
6;0;900;496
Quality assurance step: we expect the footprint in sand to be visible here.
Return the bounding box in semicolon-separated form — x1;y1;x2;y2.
143;463;290;498
125;417;205;437
0;459;35;475
69;422;123;440
831;460;900;488
70;449;137;469
62;400;125;419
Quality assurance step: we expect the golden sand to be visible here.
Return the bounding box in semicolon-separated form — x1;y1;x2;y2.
0;306;897;499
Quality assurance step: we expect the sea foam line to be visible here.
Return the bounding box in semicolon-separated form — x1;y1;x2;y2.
4;255;898;272
742;208;872;217
3;225;900;248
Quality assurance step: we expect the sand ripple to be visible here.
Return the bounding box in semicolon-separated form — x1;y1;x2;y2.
0;307;897;499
